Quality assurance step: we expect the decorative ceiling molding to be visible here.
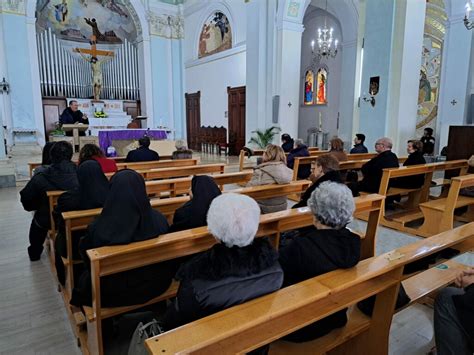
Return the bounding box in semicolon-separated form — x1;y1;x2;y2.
147;11;184;39
0;0;26;15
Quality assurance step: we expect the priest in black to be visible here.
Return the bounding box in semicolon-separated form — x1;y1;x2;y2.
59;100;89;136
71;169;177;307
125;136;160;162
358;137;399;193
168;175;221;233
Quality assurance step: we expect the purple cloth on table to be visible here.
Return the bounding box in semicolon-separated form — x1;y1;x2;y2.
98;130;167;152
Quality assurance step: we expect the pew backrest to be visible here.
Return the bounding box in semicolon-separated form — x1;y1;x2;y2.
115;158;198;171
144;222;474;355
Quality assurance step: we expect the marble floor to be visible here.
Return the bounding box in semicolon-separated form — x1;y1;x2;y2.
1;152;472;354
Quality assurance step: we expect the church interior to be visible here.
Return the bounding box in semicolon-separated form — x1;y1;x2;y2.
1;0;474;354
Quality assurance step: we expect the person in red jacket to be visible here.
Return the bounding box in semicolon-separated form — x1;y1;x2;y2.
79;144;118;173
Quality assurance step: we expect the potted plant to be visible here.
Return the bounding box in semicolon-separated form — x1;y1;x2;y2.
248;126;281;148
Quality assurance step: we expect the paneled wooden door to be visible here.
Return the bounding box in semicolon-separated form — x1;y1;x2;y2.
185;91;201;150
227;86;246;155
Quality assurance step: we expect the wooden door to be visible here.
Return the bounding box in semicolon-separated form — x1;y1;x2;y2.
227;86;246;155
185;91;201;150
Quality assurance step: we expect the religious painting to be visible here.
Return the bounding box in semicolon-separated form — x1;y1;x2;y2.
198;12;232;59
416;0;446;137
369;76;379;96
36;0;139;44
287;1;301;18
315;68;327;105
304;70;314;105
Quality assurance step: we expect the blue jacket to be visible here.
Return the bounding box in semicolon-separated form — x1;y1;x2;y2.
125;146;160;162
350;144;368;154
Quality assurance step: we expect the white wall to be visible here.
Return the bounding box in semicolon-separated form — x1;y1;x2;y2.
184;0;247;129
298;7;343;143
186;50;246;127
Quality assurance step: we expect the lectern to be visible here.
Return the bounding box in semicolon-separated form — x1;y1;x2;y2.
62;124;89;151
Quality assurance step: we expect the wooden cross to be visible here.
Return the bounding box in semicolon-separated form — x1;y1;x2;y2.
73;35;114;59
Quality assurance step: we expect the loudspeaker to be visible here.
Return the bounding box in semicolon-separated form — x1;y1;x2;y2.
272;95;280;124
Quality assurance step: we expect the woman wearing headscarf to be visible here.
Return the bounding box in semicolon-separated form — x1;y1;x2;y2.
53;160;109;285
168;175;221;233
70;169;177;307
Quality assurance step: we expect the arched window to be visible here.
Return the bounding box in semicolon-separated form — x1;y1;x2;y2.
316;68;328;105
304;70;314;105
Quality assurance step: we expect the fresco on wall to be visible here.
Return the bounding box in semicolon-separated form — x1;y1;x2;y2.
36;0;139;44
304;70;314;105
417;0;446;137
316;68;327;105
198;11;232;59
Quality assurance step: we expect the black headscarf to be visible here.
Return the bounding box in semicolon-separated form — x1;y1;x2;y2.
41;142;55;165
169;175;221;232
83;169;169;249
56;160;109;212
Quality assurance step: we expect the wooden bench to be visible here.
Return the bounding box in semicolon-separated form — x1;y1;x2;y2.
291;153;387;181
58;181;312;301
412;174;474;237
361;160;469;234
145;222;474;355
115;163;226;181
238;149;329;172
81;194;384;355
115;158;198;171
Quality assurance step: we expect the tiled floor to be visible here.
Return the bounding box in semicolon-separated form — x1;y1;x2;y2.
1;152;472;354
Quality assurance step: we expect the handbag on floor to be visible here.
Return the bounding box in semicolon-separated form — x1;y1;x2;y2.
128;319;164;355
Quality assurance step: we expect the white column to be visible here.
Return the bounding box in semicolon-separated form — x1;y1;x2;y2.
0;13;13;150
437;16;473;149
386;0;425;156
137;36;155;128
275;21;304;139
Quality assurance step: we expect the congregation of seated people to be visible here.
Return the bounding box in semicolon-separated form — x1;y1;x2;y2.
19;135;473;355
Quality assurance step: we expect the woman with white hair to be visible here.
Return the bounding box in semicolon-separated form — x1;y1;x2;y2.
163;193;283;330
171;139;193;159
279;181;360;342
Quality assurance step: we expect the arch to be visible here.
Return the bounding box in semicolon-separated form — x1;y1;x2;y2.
192;1;236;60
26;0;150;41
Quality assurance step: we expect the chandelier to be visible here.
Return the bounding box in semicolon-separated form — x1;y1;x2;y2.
311;0;338;59
465;1;474;30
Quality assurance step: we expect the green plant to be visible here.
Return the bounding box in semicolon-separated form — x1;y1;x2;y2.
248;126;281;148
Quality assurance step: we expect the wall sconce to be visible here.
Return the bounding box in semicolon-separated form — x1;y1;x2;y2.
0;77;10;94
362;94;376;107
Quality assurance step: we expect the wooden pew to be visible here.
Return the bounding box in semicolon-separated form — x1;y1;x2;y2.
81;194;384;355
145;222;474;355
370;160;469;233
112;163;226;181
238;149;329;171
413;174;474;237
115;158;198;171
59;181;312;301
291;153;382;181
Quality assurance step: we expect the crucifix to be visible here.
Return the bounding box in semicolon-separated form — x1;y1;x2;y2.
74;18;114;101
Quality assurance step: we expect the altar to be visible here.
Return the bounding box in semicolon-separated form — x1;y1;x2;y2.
98;128;169;153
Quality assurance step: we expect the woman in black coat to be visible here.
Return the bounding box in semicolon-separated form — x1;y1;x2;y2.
391;140;426;189
70;169;177;308
279;181;360;342
163;193;283;330
53;160;109;285
168;175;221;233
293;154;343;209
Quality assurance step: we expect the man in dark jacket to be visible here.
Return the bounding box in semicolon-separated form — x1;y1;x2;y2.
350;133;368;153
434;269;474;354
125;136;160;162
280;182;360;342
20;141;78;261
421;127;435;155
59;100;89;136
287;138;310;179
281;133;294;153
358;137;399;193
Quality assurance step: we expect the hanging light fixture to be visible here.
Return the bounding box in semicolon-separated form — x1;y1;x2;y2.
311;0;338;59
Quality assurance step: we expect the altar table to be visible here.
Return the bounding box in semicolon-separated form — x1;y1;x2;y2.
98;129;168;152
